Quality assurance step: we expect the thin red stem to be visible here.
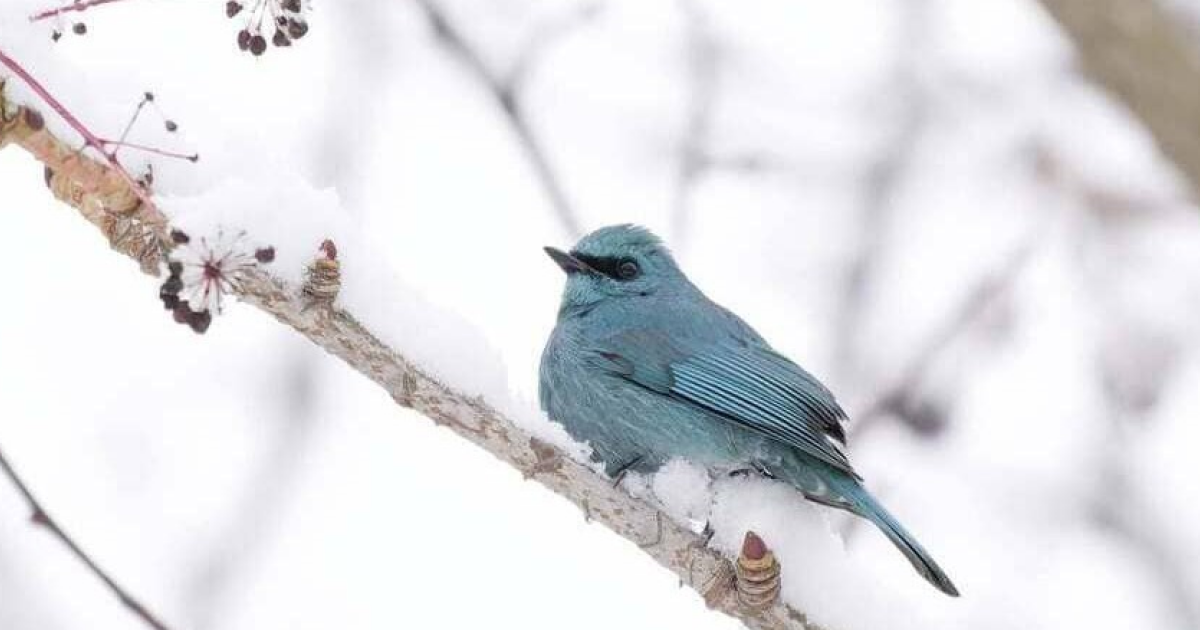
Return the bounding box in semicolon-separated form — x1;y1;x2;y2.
0;45;158;211
98;138;197;162
29;0;132;22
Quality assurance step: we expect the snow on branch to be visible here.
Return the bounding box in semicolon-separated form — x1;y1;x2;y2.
1036;0;1200;201
0;70;824;630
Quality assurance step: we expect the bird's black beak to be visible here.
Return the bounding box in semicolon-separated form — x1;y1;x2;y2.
544;246;594;275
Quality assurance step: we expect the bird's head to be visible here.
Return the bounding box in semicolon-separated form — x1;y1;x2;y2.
545;224;687;314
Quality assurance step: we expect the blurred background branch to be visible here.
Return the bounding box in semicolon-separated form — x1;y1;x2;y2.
183;350;321;629
833;0;931;390
668;0;719;243
851;237;1038;440
1036;0;1200;201
412;0;596;240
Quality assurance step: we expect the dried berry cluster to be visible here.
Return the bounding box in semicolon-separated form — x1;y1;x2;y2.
226;0;310;57
159;228;275;334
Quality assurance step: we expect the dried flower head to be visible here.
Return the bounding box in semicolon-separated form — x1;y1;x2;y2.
225;0;310;56
172;228;257;314
156;226;273;333
158;228;275;333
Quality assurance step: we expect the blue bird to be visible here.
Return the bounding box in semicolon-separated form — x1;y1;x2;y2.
539;224;958;596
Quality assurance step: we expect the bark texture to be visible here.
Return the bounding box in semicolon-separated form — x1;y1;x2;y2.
0;85;820;630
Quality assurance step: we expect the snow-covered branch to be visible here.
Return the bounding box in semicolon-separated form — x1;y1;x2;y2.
1035;0;1200;201
0;77;823;630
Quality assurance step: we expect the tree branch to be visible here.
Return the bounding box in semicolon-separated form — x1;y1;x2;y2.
0;443;172;630
0;75;822;630
1035;0;1200;201
29;0;135;22
412;0;588;239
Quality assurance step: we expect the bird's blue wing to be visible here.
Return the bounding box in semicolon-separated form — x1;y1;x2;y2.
588;329;856;477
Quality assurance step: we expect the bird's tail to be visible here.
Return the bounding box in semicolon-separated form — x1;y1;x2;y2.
835;477;960;597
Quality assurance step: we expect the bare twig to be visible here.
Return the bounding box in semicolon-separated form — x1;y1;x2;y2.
0;444;172;630
98;138;198;162
0;46;157;215
668;0;719;244
29;0;134;22
0;79;821;630
412;0;589;239
1035;0;1200;202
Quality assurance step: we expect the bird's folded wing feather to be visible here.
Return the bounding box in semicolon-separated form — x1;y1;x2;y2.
587;329;857;477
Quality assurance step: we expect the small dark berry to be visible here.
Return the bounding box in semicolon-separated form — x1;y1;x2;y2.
161;275;183;296
255;247;276;263
144;91;155;102
282;0;301;11
173;301;192;324
72;22;87;35
277;16;288;26
170;229;190;245
165;120;178;132
161;293;180;310
168;261;183;276
272;30;291;47
188;310;212;334
225;0;242;18
250;35;267;56
237;29;251;50
287;19;308;39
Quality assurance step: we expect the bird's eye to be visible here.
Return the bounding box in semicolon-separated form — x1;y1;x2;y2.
617;259;640;280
